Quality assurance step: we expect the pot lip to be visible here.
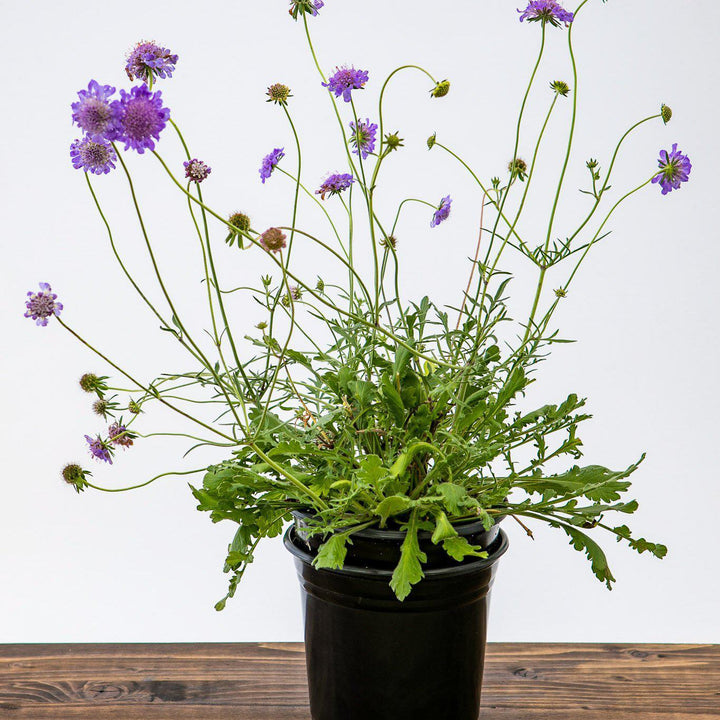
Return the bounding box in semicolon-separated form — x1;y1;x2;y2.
284;525;509;580
291;509;505;541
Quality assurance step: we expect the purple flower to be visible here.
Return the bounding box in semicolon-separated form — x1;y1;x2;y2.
316;173;354;199
70;136;117;175
260;148;285;183
71;80;120;140
431;196;453;228
289;0;324;19
125;41;178;83
24;283;63;326
349;119;378;160
652;144;692;195
108;423;135;449
114;84;170;154
184;158;212;183
323;66;369;103
85;435;113;464
518;1;574;26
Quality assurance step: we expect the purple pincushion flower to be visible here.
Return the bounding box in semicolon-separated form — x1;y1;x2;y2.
71;80;120;140
114;84;170;154
316;173;354;199
518;0;574;26
24;283;63;326
431;196;453;228
125;41;178;83
85;435;114;464
323;66;369;103
349;119;378;160
108;422;135;448
289;0;324;19
70;136;117;175
260;148;285;183
184;158;212;183
652;144;692;195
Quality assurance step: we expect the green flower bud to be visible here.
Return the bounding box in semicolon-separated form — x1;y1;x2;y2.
427;133;437;150
79;373;107;395
267;83;293;106
550;80;570;97
128;400;142;415
430;80;451;98
226;212;252;248
661;103;672;124
62;463;90;493
384;132;404;152
554;288;568;298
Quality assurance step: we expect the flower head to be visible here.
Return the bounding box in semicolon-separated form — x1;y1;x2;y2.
259;227;287;254
24;283;63;326
267;83;293;106
128;400;142;414
508;157;529;182
125;41;178;83
550;80;571;97
184;158;212;183
384;132;404;152
431;196;453;228
80;373;108;395
71;80;120;139
316;173;354;200
289;0;324;19
62;463;91;493
260;148;285;183
70;136;117;175
427;133;437;150
661;104;673;125
519;1;574;27
85;435;113;464
323;66;369;103
430;80;451;99
652;144;692;195
349;118;378;160
109;422;135;449
92;399;111;418
114;84;170;154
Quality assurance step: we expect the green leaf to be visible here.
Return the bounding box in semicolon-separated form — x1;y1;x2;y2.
431;511;457;544
442;536;489;562
390;510;427;601
356;455;386;488
559;523;616;589
381;376;406;425
313;534;351;570
376;495;414;527
436;483;472;515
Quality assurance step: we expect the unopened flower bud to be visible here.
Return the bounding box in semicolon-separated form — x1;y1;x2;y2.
550;80;570;97
384;132;404;152
660;103;672;125
79;373;107;395
427;133;437;150
430;80;451;98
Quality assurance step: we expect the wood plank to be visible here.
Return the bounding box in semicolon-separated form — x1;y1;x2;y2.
0;643;717;718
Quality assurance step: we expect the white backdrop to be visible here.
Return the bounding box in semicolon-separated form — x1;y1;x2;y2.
1;0;718;643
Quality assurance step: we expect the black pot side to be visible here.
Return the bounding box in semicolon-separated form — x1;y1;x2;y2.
284;514;509;720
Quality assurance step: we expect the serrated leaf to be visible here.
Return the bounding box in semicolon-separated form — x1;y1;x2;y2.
390;510;427;601
376;495;414;527
559;523;616;590
356;455;386;487
313;533;351;570
442;536;489;562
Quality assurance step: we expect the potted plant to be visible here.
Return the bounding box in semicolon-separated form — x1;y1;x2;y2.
26;1;689;717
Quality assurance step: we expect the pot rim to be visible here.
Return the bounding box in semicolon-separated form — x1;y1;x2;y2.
291;509;505;541
284;525;509;580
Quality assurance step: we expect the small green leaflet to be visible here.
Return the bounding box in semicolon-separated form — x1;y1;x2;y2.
313;533;351;570
390;510;427;601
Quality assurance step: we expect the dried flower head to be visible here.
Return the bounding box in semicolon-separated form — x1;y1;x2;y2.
430;80;451;98
267;83;293;106
316;173;354;200
62;463;91;493
93;399;110;418
661;104;673;125
70;136;117;175
259;227;288;254
229;212;252;234
652;144;692;195
114;84;170;154
349;118;378;160
109;422;135;449
508;157;529;182
260;148;285;183
71;80;120;139
380;235;398;249
323;66;369;103
550;80;570;97
24;283;63;327
431;196;453;228
519;0;575;27
80;373;106;394
183;158;212;183
125;41;178;83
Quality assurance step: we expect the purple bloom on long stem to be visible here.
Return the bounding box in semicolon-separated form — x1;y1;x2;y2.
349;119;378;160
114;84;170;154
518;0;574;26
70;136;117;175
431;196;453;228
289;0;324;19
316;173;354;199
652;144;692;195
71;80;120;140
85;435;114;464
323;66;369;103
24;283;63;326
184;158;211;183
260;148;285;183
125;41;178;83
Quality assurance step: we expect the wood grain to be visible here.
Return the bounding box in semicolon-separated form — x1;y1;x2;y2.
0;643;717;719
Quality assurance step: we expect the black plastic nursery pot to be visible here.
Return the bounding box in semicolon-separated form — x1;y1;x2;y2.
284;513;509;720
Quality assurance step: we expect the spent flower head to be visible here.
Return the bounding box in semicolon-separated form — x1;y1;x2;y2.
430;80;451;98
80;373;108;395
267;83;293;106
349;118;378;160
519;0;574;27
184;158;212;183
71;80;120;139
323;66;369;103
114;84;170;153
259;227;287;253
70;136;117;175
652;144;692;195
431;196;453;228
24;283;63;327
509;157;529;182
62;463;91;493
125;41;178;83
260;148;285;183
109;422;135;448
316;173;354;200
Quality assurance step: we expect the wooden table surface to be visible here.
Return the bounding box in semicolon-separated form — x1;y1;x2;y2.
0;643;717;719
